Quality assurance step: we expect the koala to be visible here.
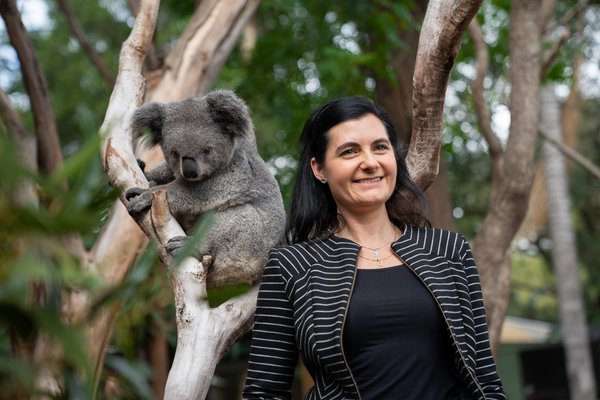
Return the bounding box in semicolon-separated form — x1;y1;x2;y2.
125;90;285;288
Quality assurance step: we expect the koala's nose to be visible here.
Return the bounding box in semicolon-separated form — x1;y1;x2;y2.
181;157;198;180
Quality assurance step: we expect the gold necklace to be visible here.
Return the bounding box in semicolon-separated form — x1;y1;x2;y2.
358;252;395;268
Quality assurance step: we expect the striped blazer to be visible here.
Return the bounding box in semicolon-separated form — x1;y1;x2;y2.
243;223;506;399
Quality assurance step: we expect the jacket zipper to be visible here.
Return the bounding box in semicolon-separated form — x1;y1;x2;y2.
340;251;362;400
400;256;486;397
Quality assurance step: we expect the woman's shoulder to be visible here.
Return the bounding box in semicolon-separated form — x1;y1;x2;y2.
268;235;357;272
403;223;465;240
270;236;350;257
400;223;469;255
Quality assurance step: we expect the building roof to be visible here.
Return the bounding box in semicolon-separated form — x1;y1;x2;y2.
500;316;553;344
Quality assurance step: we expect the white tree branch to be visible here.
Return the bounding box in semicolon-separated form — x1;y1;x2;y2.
99;1;263;398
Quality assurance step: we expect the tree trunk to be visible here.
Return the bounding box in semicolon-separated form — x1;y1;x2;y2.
473;0;550;352
540;84;596;400
97;1;264;398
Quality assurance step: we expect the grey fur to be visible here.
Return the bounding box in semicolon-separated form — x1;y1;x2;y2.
126;90;285;288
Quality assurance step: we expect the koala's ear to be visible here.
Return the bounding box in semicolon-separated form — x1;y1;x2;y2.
131;103;166;145
205;90;251;137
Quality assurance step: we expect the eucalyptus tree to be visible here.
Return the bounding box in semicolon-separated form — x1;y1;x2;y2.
3;0;598;398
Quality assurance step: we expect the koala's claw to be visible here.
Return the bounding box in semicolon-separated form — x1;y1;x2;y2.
126;189;153;216
125;187;146;200
202;255;213;269
136;159;146;172
166;236;187;255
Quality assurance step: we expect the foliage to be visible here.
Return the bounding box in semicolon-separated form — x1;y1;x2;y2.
1;0;599;396
570;98;600;327
0;134;156;398
508;250;558;323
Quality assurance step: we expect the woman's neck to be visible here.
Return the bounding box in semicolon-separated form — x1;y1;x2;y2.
336;208;399;248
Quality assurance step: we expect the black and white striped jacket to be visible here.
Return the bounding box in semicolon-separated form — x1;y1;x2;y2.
243;223;506;399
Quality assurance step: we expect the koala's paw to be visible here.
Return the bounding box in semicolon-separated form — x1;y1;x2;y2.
136;159;146;172
125;186;145;200
125;188;153;216
166;235;187;255
201;255;213;269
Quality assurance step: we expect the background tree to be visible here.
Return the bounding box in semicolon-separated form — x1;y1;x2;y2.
540;84;596;400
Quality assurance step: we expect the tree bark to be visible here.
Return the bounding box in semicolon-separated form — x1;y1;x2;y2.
540;84;596;400
407;0;483;191
473;0;551;352
148;0;260;102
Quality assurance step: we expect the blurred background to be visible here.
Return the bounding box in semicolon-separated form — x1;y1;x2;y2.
1;0;599;399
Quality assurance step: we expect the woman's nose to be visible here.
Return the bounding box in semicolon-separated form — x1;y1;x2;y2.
360;151;378;170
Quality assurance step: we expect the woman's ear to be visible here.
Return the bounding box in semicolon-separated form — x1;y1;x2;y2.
310;157;326;182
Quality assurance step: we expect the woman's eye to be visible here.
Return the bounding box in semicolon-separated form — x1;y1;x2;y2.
340;149;357;156
374;144;389;151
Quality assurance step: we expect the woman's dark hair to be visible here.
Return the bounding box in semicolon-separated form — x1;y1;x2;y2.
286;95;429;244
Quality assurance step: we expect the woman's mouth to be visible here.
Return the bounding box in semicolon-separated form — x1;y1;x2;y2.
354;177;383;183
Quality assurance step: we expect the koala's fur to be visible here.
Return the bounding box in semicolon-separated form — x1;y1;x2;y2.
126;90;285;288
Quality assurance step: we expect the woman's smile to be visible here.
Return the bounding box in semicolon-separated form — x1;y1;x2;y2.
353;176;383;184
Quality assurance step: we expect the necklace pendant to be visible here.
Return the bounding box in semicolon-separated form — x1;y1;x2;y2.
376;259;383;268
372;250;379;257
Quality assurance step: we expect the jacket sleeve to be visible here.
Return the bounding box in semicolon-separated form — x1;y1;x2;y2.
243;249;298;399
458;235;506;399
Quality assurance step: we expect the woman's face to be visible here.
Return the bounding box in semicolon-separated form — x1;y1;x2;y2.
310;113;397;216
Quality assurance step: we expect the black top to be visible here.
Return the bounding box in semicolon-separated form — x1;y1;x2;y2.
343;265;460;399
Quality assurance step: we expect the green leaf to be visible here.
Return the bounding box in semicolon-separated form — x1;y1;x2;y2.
104;353;155;399
204;283;252;308
46;135;101;191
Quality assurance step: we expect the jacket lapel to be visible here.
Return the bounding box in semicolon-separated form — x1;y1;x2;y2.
392;224;466;353
306;236;360;394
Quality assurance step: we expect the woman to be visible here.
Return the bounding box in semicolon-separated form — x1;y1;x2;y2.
243;96;505;399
